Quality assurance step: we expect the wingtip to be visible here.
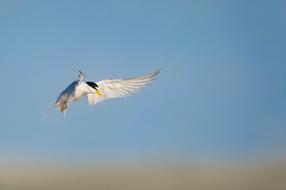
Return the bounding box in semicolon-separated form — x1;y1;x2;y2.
78;70;85;81
151;68;161;77
155;68;161;74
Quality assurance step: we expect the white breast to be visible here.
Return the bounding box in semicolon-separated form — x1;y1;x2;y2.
73;82;91;101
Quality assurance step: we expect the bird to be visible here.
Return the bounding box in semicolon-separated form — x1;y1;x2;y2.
53;69;160;113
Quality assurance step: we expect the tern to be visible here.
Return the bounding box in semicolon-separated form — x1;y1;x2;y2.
53;69;160;113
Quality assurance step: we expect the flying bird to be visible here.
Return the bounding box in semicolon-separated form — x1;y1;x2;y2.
53;69;160;113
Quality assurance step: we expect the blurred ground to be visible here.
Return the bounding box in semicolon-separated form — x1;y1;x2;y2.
0;161;286;190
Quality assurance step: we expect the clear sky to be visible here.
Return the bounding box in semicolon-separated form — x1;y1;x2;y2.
0;0;285;163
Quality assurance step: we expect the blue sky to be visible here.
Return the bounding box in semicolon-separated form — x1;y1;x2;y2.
0;0;285;163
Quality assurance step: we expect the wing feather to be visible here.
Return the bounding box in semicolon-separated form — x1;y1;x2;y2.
87;69;160;105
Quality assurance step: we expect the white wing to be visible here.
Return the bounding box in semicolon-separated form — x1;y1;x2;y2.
87;69;160;105
87;93;96;105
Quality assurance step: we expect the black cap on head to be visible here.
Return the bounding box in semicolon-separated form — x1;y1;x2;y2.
86;81;98;89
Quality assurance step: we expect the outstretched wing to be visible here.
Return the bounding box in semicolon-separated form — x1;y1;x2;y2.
87;69;160;105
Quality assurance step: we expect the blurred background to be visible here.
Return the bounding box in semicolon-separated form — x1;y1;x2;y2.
0;0;286;189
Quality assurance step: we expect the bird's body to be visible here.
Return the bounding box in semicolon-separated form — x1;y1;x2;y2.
55;81;92;112
54;69;160;113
